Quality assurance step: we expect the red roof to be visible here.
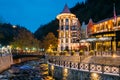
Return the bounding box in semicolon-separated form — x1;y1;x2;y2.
87;19;93;30
61;4;71;13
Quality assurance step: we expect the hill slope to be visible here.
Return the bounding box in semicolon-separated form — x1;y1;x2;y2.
34;0;120;40
0;23;35;46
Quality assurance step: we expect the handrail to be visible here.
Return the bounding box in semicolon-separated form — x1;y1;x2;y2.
48;59;120;76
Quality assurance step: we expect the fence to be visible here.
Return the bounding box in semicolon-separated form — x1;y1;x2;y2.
48;57;120;76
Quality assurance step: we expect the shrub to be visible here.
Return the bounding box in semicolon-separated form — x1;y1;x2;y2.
64;51;68;55
89;50;94;55
79;50;84;56
71;50;75;56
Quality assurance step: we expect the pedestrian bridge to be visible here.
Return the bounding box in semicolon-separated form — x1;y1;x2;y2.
12;52;45;59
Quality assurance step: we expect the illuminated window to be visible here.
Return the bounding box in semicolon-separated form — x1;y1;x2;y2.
66;38;68;43
61;32;64;37
118;42;120;47
106;24;108;30
65;32;69;37
72;32;77;37
118;21;120;26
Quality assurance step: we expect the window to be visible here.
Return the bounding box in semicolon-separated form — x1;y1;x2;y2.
65;46;69;51
66;38;68;43
66;18;69;22
61;26;64;30
65;32;69;37
72;32;77;37
65;25;69;30
72;38;76;43
66;19;69;25
61;19;63;22
61;32;64;37
61;46;63;51
118;21;120;26
61;39;63;43
71;26;76;30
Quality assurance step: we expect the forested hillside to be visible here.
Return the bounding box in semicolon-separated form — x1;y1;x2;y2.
34;0;120;40
0;23;39;48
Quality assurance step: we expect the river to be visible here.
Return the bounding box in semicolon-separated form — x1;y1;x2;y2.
0;59;54;80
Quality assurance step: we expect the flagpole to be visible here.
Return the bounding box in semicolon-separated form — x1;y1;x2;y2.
113;3;117;56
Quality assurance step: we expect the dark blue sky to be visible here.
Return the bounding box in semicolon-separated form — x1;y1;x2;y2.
0;0;84;32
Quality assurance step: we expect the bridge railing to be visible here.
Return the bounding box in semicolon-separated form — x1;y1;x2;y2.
12;52;43;56
48;58;120;76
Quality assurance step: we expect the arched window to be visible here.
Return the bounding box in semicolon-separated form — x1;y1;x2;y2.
66;18;69;22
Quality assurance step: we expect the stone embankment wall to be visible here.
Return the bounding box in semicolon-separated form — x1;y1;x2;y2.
48;65;120;80
0;54;13;73
48;56;120;80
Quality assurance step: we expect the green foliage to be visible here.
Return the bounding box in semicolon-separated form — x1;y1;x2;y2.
0;23;17;45
79;50;84;56
9;25;40;50
71;50;75;56
42;32;58;51
89;50;94;55
34;20;59;40
0;23;41;49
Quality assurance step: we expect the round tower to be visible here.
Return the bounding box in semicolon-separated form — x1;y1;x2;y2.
57;4;80;52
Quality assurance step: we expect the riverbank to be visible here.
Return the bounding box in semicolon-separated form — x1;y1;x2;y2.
0;54;13;73
0;59;54;80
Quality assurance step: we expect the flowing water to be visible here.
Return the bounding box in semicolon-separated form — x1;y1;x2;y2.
0;59;54;80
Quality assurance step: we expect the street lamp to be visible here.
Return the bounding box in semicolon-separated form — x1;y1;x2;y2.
112;54;117;58
90;73;100;80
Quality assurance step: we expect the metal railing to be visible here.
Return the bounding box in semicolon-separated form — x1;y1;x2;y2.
48;58;120;76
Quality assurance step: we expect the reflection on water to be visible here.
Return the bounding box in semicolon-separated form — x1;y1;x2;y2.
90;73;101;80
62;68;68;80
51;65;54;77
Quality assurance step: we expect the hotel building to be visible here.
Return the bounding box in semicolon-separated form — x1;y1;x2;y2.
87;16;120;54
56;4;81;51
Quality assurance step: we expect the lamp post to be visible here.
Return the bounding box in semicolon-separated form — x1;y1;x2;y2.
113;3;117;56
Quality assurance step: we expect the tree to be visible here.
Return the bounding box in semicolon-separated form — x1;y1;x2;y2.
11;27;40;51
42;32;58;51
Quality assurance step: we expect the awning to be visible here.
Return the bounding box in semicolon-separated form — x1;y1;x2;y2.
80;37;112;42
79;38;97;42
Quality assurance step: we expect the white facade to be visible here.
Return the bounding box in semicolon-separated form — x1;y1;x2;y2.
56;4;81;51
